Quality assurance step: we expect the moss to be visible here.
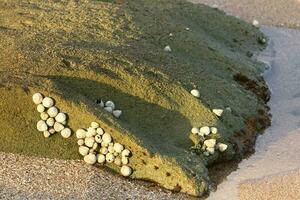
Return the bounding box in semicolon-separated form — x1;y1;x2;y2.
0;0;269;196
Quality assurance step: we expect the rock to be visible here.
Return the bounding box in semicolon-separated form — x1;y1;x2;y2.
113;143;124;153
105;101;115;110
164;45;171;52
211;127;218;134
37;120;48;132
190;89;200;98
121;157;129;165
32;93;44;104
54;122;64;132
46;118;55;127
112;110;122;118
120;165;132;177
61;128;72;138
84;153;97;165
106;153;115;163
191;127;199;135
97;154;106;164
79;146;89;156
47;106;59;117
204;139;216;148
77;139;84;146
43;131;50;138
100;147;108;155
114;157;122;166
95;135;102;143
76;129;86;139
91;122;99;129
84;137;95;148
37;104;45;113
104;106;113;113
121;149;131;157
40;112;49;120
102;133;112;143
200;126;210;135
217;143;228;152
96;128;104;135
55;112;67;123
42;97;54;108
212;109;223;117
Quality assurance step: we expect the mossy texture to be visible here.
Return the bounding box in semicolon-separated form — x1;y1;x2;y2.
0;0;268;196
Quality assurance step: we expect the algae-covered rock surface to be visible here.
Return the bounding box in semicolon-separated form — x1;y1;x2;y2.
0;0;270;196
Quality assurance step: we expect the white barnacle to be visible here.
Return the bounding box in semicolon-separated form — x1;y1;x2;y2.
112;110;122;118
92;143;98;150
77;139;84;146
102;133;112;144
54;122;64;132
191;127;200;135
108;145;115;153
101;142;109;148
114;157;122;166
190;89;200;98
79;146;89;156
61;128;72;138
121;157;129;165
46;118;55;127
211;127;218;134
212;109;223;117
204;139;216;148
200;126;210;135
84;137;95;148
32;93;44;104
55;112;67;123
37;104;45;113
217;143;228;152
113;143;124;153
43;131;50;138
84;153;97;165
121;149;131;157
105;153;115;163
91;122;100;129
164;45;171;52
40;112;49;121
100;147;108;155
104;106;113;113
49;128;56;134
37;120;48;132
252;19;259;27
120;165;132;177
96;128;104;135
76;129;86;139
47;106;59;118
95;135;102;143
206;147;215;155
42;97;54;108
97;154;106;164
105;101;115;110
86;127;96;137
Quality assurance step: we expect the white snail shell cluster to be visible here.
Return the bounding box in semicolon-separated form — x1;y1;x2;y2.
96;99;122;119
32;93;72;138
76;121;133;177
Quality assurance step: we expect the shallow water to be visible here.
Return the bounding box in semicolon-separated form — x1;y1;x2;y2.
208;26;300;199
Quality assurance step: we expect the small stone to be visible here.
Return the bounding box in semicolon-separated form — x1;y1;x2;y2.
212;109;223;117
101;142;109;147
55;113;67;123
211;127;218;134
47;106;59;118
95;135;102;143
200;126;210;135
84;153;97;165
190;89;200;98
32;93;44;104
96;128;104;135
97;154;106;164
102;133;112;144
77;139;84;146
54;122;64;132
91;122;99;129
40;112;49;120
100;147;108;155
105;101;115;110
121;157;129;165
85;137;95;148
76;129;86;139
106;153;115;163
113;143;124;153
79;146;89;156
37;120;48;132
104;107;113;113
217;143;228;152
204;139;216;148
112;110;122;118
191;127;199;135
46;118;55;127
43;131;50;138
37;104;45;113
164;45;171;52
61;128;72;138
114;157;122;166
120;166;132;177
121;149;131;157
42;97;54;108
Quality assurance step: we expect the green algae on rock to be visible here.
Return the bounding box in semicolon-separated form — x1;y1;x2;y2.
0;0;269;197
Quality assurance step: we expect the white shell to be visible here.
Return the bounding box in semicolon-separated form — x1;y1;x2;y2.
252;19;259;27
105;101;115;110
104;106;113;113
40;112;49;121
121;157;129;165
53;122;64;132
113;143;124;153
217;143;228;152
200;126;210;135
37;120;48;132
42;97;54;108
47;107;59;118
84;153;97;165
190;89;200;98
76;129;86;139
120;166;132;177
105;153;115;163
121;149;131;157
191;127;199;135
212;109;223;117
37;104;45;113
97;154;106;163
207;147;215;155
90;122;99;129
77;139;84;146
61;128;72;138
32;93;44;104
92;143;98;150
204;139;216;148
164;45;171;52
85;137;95;148
95;135;102;143
108;145;115;153
211;127;218;134
102;133;112;144
46;118;55;127
43;131;50;138
86;127;96;137
113;152;119;157
100;147;108;155
79;146;89;156
101;142;109;147
96;128;104;135
114;157;122;166
49;128;56;134
55;113;67;123
112;110;122;118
